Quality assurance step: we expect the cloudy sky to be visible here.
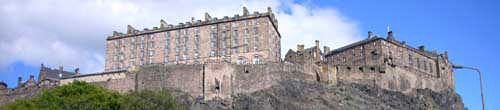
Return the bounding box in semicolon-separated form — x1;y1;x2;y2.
1;0;499;109
0;0;361;73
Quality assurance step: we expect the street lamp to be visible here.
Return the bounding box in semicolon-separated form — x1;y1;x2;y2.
452;64;485;110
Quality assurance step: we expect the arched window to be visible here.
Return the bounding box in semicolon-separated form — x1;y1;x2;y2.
253;54;262;64
237;57;248;65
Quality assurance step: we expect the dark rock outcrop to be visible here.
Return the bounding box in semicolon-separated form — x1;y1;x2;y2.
191;79;464;110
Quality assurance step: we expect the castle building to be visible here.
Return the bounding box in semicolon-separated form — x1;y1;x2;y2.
105;7;281;72
323;31;455;92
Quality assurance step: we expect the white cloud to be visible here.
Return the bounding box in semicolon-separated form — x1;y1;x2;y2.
0;0;360;73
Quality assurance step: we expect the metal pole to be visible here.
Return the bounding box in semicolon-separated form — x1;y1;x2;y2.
453;65;485;110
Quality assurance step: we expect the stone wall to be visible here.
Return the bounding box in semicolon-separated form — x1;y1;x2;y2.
133;63;312;100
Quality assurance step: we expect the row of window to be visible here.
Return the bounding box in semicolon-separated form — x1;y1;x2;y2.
236;55;263;64
327;42;436;74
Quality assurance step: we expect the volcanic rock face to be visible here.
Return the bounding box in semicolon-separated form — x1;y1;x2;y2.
186;79;464;110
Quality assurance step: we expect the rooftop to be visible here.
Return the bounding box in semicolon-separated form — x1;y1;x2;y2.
107;7;279;40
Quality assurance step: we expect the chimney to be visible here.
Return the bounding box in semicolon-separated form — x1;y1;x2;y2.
267;6;273;13
40;63;45;70
204;12;211;21
418;45;425;51
368;31;373;38
75;68;80;75
29;75;34;81
243;7;249;16
127;25;135;34
113;31;119;36
17;76;22;87
324;46;330;54
387;31;395;41
160;19;167;28
297;44;305;53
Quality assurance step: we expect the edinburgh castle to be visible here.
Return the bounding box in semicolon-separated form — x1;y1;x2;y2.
0;7;458;109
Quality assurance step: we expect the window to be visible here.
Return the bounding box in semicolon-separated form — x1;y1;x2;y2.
253;36;259;51
149;42;155;48
149;51;154;56
237;57;247;64
253;26;258;35
253;55;262;64
149;57;153;64
429;62;433;73
210;27;218;57
232;30;239;54
408;54;413;66
165;32;170;64
423;61;427;71
416;58;420;69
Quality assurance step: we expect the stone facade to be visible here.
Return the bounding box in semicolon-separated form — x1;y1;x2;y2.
105;7;281;72
322;31;454;93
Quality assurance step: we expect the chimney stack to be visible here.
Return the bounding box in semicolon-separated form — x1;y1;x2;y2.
243;7;249;16
267;6;273;13
127;25;135;34
29;75;34;81
387;31;395;41
324;46;330;54
368;31;373;38
204;12;211;21
17;76;22;88
418;45;425;51
160;19;167;28
75;68;80;75
297;44;305;53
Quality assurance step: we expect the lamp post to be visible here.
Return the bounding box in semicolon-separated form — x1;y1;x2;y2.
452;64;485;110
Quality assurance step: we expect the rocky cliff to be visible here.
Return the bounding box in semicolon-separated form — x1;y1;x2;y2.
185;79;464;110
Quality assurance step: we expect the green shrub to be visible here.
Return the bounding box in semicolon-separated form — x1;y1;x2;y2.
1;81;185;110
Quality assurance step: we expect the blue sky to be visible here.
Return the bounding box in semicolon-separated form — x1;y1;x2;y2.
1;0;499;109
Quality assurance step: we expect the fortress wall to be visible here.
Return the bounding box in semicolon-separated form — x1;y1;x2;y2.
60;72;127;85
333;64;449;94
91;73;136;93
134;63;307;100
135;64;204;98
